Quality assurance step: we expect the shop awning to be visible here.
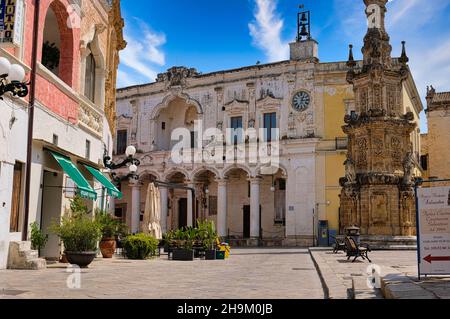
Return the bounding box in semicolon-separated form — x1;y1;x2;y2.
49;151;97;200
84;165;123;200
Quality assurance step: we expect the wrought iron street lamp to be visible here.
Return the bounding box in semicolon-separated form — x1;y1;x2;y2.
104;145;141;184
0;57;29;99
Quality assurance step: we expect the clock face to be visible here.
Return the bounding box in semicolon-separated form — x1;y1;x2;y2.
292;91;311;112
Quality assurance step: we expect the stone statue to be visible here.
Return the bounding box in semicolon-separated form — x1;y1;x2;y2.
344;154;357;184
403;151;415;185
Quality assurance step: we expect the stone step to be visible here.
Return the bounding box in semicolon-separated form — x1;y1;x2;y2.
25;259;47;271
8;241;47;270
351;277;384;299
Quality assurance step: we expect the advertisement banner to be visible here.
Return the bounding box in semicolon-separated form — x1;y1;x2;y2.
418;186;450;276
0;0;24;47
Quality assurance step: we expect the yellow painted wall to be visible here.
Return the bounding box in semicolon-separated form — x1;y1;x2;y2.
325;153;346;231
320;84;354;232
323;86;353;140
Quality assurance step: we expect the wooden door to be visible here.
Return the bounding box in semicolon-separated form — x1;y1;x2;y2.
243;205;251;238
178;198;188;229
10;162;23;232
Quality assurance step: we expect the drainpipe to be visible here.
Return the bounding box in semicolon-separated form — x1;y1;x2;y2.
22;0;41;241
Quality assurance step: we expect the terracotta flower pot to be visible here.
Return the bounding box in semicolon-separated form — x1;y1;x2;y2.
99;238;117;258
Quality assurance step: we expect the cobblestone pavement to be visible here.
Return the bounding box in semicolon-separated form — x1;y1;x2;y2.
311;249;450;299
0;249;324;299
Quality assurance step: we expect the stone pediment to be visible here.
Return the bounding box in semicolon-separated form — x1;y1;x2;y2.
257;95;282;108
224;99;249;112
117;114;132;126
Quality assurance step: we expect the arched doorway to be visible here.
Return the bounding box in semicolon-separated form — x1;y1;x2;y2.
165;171;189;230
224;167;252;239
192;169;220;227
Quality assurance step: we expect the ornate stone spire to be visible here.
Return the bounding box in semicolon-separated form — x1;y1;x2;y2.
362;0;392;69
339;0;418;244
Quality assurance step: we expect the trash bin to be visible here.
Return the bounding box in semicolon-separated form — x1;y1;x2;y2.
345;226;361;245
318;221;329;247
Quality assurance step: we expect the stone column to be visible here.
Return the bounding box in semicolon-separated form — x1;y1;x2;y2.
187;182;194;227
109;195;115;214
130;181;142;234
250;177;262;238
159;186;168;234
216;179;228;237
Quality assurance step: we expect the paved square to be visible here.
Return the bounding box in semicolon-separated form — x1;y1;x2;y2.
0;248;324;299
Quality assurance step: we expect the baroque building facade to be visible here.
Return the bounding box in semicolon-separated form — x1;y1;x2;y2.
421;87;450;181
114;3;422;247
0;0;125;269
339;0;423;247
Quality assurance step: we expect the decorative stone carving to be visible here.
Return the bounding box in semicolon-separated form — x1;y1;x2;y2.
371;193;388;226
156;67;200;87
344;154;357;184
140;155;154;166
403;151;415;186
79;102;103;136
356;138;368;168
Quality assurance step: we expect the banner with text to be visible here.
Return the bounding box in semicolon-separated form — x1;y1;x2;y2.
418;186;450;276
0;0;24;47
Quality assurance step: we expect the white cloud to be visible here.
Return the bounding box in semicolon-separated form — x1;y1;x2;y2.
118;19;167;87
248;0;289;62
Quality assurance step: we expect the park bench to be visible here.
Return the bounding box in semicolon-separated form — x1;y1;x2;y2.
331;236;346;254
345;237;372;263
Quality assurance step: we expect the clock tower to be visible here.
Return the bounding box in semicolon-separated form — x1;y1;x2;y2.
339;0;418;247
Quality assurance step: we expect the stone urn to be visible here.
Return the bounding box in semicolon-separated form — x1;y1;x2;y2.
99;238;117;258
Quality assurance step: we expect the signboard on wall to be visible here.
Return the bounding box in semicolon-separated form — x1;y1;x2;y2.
0;0;24;47
417;186;450;276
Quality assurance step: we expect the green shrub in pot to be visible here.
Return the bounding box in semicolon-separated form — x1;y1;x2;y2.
49;196;101;268
123;233;159;260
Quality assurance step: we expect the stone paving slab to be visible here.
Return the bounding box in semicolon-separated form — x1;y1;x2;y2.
0;248;324;300
310;248;450;299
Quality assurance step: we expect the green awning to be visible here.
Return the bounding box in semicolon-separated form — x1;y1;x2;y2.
49;152;97;201
84;165;123;200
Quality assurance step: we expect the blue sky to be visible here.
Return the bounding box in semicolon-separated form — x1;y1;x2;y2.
118;0;450;132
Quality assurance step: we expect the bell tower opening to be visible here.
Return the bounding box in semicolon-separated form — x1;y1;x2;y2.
289;5;318;62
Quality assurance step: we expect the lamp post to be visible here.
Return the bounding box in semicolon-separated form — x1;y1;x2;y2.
104;145;141;184
0;57;29;99
0;57;30;241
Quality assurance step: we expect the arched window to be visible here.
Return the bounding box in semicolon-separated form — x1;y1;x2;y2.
85;45;96;102
42;8;61;76
41;1;74;86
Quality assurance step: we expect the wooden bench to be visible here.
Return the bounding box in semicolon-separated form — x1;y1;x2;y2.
345;237;372;263
331;236;346;254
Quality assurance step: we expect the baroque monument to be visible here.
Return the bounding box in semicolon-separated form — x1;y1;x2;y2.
339;0;419;247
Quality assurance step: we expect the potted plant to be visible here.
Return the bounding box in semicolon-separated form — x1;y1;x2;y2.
30;222;48;257
172;228;195;261
50;196;101;268
162;230;174;253
198;220;217;260
123;233;159;260
96;210;122;258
